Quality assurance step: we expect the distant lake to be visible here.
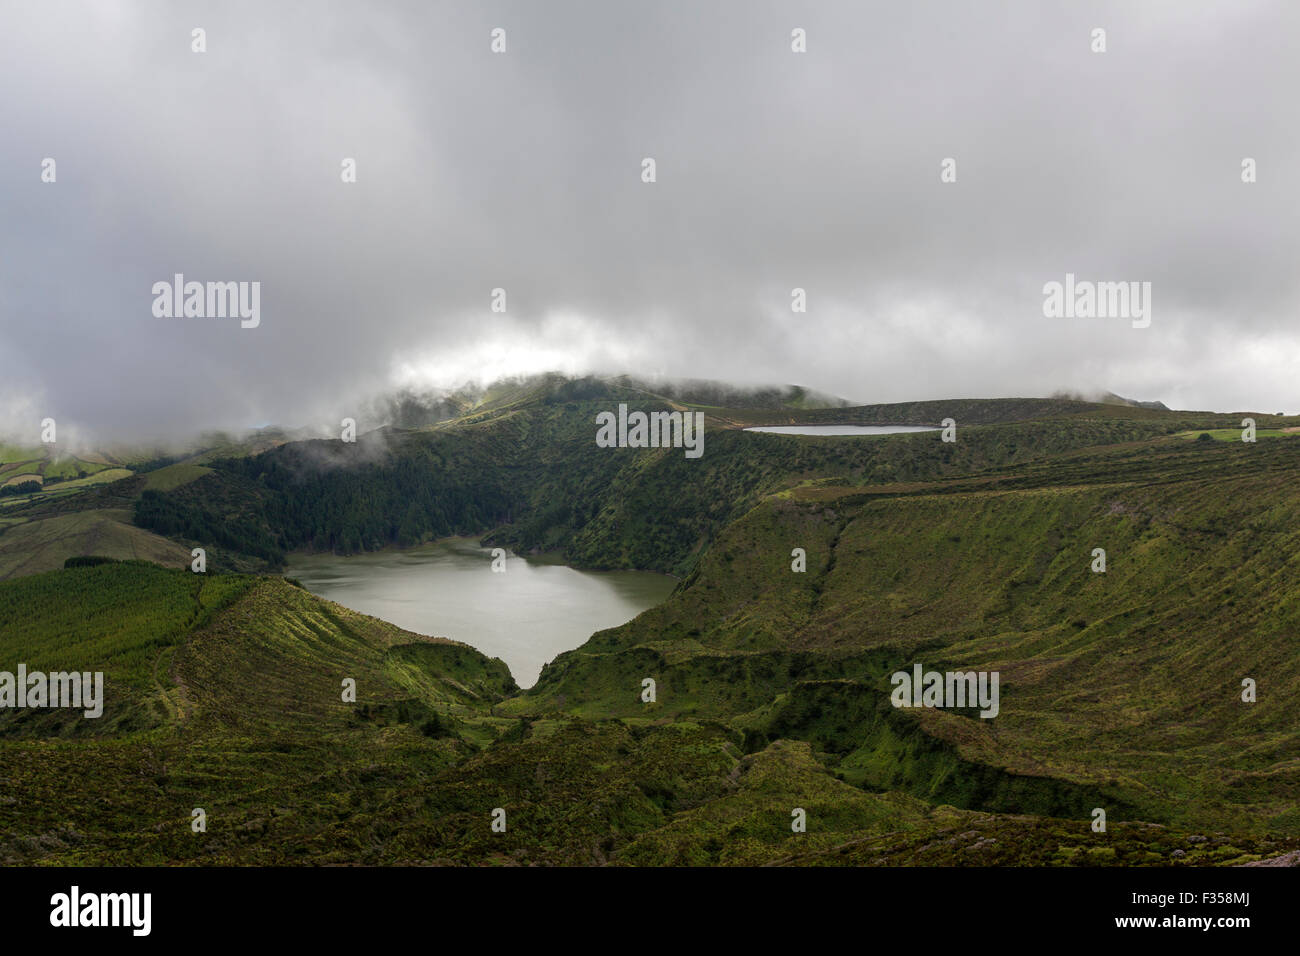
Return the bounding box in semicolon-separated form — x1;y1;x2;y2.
744;425;940;436
287;538;676;688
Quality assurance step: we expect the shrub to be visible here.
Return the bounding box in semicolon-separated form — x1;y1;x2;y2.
63;555;120;569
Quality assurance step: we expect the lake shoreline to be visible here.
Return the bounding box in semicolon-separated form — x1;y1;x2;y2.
285;537;677;688
283;534;681;582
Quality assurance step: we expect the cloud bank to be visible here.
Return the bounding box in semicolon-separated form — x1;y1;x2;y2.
2;0;1298;443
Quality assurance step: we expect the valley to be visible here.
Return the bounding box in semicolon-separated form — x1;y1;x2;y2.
1;375;1297;866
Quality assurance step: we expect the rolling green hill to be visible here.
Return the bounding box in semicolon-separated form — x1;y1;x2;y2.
0;509;194;581
1;377;1297;865
119;378;1262;576
0;563;518;864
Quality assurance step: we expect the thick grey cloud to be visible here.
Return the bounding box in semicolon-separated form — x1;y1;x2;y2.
2;0;1297;443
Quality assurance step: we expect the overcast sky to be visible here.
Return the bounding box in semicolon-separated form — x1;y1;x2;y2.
2;0;1297;443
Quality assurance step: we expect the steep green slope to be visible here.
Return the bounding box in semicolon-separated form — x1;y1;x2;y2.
122;378;1255;578
2;557;1295;866
2;379;1298;866
506;433;1300;837
0;564;517;864
0;509;193;581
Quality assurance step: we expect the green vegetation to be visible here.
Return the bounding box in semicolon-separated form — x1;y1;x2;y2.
2;377;1298;865
1178;428;1297;441
140;462;212;492
0;481;41;497
127;378;1238;577
63;555;120;568
0;510;192;581
0;445;120;504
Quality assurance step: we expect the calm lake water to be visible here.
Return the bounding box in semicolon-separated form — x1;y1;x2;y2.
744;425;940;436
287;538;676;688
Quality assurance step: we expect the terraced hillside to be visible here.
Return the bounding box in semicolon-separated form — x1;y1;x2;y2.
0;430;295;576
109;376;1280;575
519;434;1300;838
0;563;518;864
1;378;1297;865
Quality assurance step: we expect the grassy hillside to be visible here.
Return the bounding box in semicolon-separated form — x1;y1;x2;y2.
1;378;1297;865
0;564;519;864
0;442;209;574
0;509;193;580
511;431;1300;837
120;378;1260;578
0;428;291;571
2;561;1294;865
